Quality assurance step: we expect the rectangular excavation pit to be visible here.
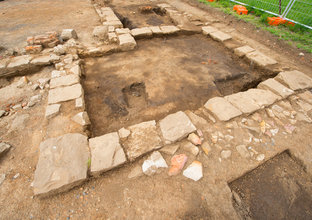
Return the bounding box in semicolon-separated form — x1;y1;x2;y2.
229;151;312;220
107;0;174;29
83;34;273;136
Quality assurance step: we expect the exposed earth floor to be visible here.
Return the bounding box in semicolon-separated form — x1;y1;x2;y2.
0;0;312;219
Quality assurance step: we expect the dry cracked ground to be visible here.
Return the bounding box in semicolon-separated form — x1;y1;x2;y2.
0;0;312;219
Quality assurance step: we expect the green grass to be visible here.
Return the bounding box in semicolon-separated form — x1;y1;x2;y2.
198;0;312;53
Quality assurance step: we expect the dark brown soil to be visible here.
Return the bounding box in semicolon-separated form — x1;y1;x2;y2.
230;151;312;220
108;0;174;29
83;34;271;136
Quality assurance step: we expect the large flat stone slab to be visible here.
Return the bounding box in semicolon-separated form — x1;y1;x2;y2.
118;33;137;51
123;120;162;161
258;78;294;98
209;31;232;42
89;132;127;176
48;83;83;104
234;45;255;57
33;133;89;197
275;70;312;90
202;26;218;35
246;51;277;67
225;92;260;114
244;89;281;107
131;27;153;38
160;26;180;34
159;111;196;143
7;55;32;71
50;74;80;89
204;97;242;121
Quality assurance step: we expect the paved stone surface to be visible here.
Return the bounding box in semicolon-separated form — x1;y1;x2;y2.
159;111;196;143
225;92;260;114
209;31;232;42
246;51;277;67
298;91;312;104
45;104;61;119
89;132;127;176
149;26;162;35
202;26;218;35
7;55;32;71
204;97;242;121
48;84;83;104
123;120;162;161
72;112;90;127
50;74;80;89
0;142;12;158
33;133;89;197
234;45;255;57
275;70;312;90
244;89;281;107
30;54;60;65
118;34;137;51
61;29;78;40
131;27;153;38
258;78;294;98
160;26;180;34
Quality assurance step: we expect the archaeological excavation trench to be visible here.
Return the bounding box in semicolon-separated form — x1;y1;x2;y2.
83;34;274;136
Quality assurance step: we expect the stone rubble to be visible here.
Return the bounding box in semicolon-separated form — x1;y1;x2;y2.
142;151;168;176
45;104;61;119
183;161;203;181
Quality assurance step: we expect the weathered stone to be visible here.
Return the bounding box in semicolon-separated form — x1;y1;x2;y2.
185;110;208;126
225;92;260;114
108;26;115;32
118;127;130;138
204;97;242;121
108;32;118;43
118;34;137;51
159;111;196;143
258;78;294;98
30;54;60;65
28;94;42;107
45;104;61;119
16;76;28;88
72;112;90;126
149;26;162;35
210;31;232;42
50;74;80;89
103;20;123;28
123;120;162;161
221;150;232;159
160;26;180;34
38;78;50;89
75;97;85;109
53;45;66;55
93;26;108;40
244;89;281;107
33;133;89;197
0;110;5;118
297;100;312;112
0;142;12;158
181;142;199;156
246;51;277;67
236;145;250;158
9;114;30;132
201;142;212;155
89;132;127;176
275;70;312;90
142;151;168;176
69;64;81;76
7;55;32;71
256;154;265;161
48;84;83;104
131;27;153;38
234;45;255;57
61;29;78;41
115;28;130;35
0;58;9;75
202;26;218;35
160;143;180;155
183;161;203;181
298;91;312;105
157;3;172;9
51;70;66;78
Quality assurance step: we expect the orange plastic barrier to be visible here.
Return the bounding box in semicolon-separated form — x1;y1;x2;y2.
233;5;248;15
206;0;215;2
267;17;295;26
